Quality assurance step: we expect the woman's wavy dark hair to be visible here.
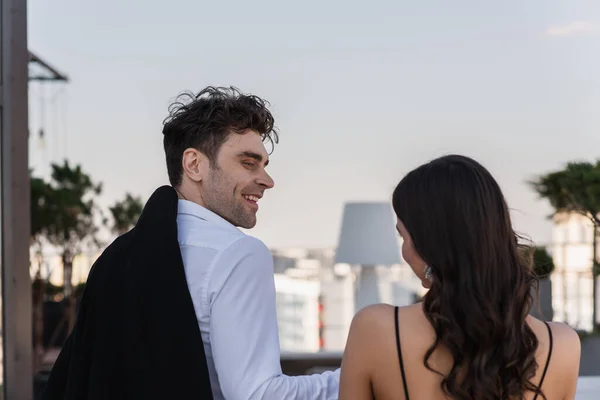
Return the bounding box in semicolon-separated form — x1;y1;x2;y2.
162;86;279;187
392;155;543;400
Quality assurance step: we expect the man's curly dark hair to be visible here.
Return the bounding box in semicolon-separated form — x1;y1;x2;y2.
162;86;279;187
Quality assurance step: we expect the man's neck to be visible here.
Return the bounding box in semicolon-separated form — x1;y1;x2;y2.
175;188;188;201
174;186;210;210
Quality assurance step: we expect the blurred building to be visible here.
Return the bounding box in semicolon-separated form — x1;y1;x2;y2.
273;248;338;353
272;247;421;353
550;212;599;332
274;274;321;352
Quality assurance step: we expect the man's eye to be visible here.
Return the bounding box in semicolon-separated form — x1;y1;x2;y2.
242;162;255;168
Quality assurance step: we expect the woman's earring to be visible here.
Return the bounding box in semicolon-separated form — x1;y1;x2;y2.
424;265;433;281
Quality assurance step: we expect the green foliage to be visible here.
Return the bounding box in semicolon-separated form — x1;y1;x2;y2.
41;160;104;261
530;160;600;224
30;170;55;242
109;193;144;235
532;247;555;277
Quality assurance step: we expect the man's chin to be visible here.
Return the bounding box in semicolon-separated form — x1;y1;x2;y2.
237;217;257;230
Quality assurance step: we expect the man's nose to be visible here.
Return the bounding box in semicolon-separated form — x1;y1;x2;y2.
257;170;275;189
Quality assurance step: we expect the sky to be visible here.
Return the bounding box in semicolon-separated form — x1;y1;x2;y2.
25;0;600;248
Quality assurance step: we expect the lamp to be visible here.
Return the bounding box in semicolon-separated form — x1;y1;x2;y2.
334;202;401;312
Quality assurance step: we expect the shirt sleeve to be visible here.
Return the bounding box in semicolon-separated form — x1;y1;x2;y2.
208;236;340;400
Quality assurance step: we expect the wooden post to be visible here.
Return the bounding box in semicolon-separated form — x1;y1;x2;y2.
1;0;34;398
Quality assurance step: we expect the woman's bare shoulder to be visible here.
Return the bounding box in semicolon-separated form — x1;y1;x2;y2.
546;320;581;363
344;304;397;368
351;303;424;329
349;302;430;345
527;317;581;377
527;317;581;349
350;304;396;332
547;321;581;342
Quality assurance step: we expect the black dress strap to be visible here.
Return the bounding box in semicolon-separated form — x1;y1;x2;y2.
395;306;410;399
393;311;552;400
533;321;553;400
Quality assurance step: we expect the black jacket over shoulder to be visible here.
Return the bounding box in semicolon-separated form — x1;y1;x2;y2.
42;186;213;399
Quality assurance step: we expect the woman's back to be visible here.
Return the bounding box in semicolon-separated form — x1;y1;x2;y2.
339;155;583;399
340;303;581;400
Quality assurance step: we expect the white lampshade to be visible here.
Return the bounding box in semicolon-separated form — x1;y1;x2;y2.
334;202;402;312
334;202;401;266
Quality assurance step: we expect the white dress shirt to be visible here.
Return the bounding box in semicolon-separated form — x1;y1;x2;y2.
177;200;340;400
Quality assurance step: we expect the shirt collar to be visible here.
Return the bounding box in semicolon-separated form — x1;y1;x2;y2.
177;199;237;230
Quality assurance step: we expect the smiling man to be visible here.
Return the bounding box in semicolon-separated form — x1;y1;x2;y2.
164;86;340;399
42;87;340;400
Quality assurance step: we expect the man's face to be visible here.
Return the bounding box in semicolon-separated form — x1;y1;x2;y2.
200;130;274;229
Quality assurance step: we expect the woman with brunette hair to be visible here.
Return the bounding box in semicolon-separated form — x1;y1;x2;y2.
339;155;581;400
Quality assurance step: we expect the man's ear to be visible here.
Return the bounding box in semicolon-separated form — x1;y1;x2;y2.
182;148;209;183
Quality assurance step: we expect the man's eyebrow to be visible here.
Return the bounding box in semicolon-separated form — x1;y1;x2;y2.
237;151;269;166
